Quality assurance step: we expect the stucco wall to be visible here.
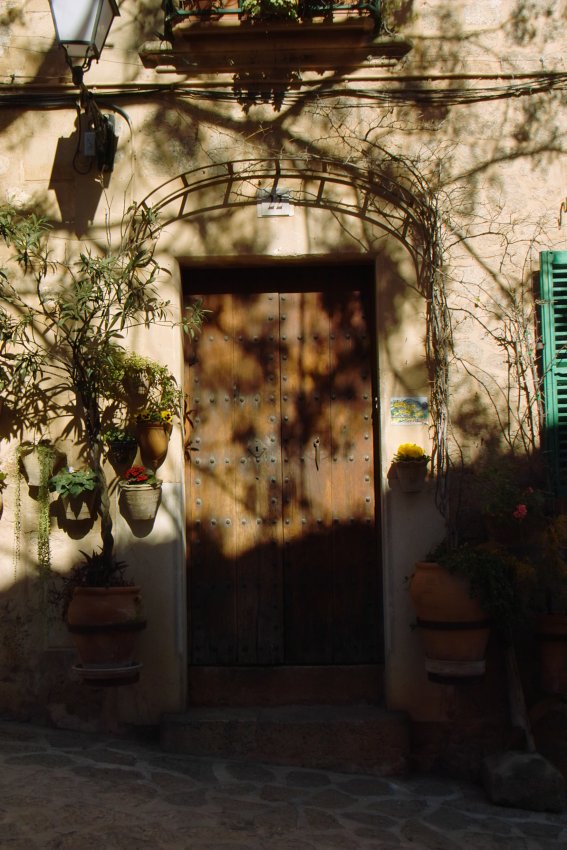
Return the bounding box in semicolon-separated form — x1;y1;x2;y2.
0;1;564;731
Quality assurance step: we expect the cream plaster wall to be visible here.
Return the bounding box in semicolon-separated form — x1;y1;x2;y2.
0;0;564;729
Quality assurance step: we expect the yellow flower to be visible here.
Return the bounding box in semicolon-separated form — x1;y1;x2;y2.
160;409;173;423
393;443;430;463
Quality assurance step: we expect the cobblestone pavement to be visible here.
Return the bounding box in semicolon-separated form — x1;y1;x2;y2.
0;720;565;849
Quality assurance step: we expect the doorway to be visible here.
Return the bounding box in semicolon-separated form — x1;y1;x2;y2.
183;263;382;703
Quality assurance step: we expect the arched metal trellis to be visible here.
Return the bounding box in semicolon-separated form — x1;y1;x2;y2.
131;157;449;515
132;157;439;295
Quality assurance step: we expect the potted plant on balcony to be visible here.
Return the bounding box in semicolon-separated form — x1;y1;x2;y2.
119;465;162;521
49;467;100;521
392;442;431;493
241;0;299;22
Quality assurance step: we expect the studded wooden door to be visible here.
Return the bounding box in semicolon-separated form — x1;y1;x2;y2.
184;266;381;675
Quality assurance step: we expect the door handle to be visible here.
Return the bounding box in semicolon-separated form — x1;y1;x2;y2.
313;436;320;470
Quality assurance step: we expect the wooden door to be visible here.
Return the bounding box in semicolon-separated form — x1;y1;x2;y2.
184;266;381;680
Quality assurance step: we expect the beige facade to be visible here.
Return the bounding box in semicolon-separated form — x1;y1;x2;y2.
0;1;565;757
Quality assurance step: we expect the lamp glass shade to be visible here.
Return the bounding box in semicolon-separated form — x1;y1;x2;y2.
49;0;120;63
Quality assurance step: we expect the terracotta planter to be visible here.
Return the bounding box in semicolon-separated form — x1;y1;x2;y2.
395;461;428;493
137;422;170;468
67;586;146;685
119;482;162;521
536;614;567;695
409;561;491;682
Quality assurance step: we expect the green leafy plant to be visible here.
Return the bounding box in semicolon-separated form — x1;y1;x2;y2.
15;441;56;576
0;203;206;574
241;0;299;21
0;471;7;492
49;468;99;499
122;466;158;486
430;541;520;633
101;425;137;445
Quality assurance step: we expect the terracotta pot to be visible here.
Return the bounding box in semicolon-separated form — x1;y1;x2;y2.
67;586;146;685
536;614;567;695
137;422;170;468
119;482;162;521
396;461;428;493
409;561;491;682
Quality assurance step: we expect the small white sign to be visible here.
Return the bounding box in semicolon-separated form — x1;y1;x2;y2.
257;188;294;217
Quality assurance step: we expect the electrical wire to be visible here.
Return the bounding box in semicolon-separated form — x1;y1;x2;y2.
0;73;565;111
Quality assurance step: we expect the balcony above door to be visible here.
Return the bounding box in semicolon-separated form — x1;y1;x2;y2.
139;0;412;74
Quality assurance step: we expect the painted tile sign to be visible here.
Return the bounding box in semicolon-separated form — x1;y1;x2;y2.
390;397;429;424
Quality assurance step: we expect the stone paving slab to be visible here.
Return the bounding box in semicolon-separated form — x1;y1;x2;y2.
0;720;565;849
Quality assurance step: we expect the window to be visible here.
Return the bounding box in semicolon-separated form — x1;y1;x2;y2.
540;251;567;496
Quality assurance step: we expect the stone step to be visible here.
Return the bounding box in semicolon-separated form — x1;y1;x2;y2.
160;705;410;776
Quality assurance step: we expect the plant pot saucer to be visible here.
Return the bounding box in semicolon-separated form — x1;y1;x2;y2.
72;661;142;687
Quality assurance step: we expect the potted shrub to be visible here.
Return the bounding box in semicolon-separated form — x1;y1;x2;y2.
58;550;146;685
476;468;567;694
392;442;431;493
49;467;100;521
119;465;162;521
102;425;138;466
409;541;518;682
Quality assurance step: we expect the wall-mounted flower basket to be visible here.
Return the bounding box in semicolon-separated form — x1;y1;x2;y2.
50;467;100;522
395;460;428;493
392;444;430;493
18;441;57;488
124;373;150;403
119;480;162;521
62;491;99;521
137;422;170;468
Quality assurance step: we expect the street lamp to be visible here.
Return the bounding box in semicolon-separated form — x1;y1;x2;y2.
49;0;120;86
48;0;121;173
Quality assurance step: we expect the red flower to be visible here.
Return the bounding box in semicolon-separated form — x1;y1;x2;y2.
513;503;528;520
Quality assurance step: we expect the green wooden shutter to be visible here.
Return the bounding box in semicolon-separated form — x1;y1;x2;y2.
540;251;567;496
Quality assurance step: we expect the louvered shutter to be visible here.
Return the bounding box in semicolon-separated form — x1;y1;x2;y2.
540;251;567;496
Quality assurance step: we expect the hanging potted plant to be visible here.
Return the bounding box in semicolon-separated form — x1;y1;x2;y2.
119;465;162;521
49;467;100;521
57;549;146;685
136;406;174;468
0;469;6;518
393;443;431;493
102;425;138;466
18;440;57;489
